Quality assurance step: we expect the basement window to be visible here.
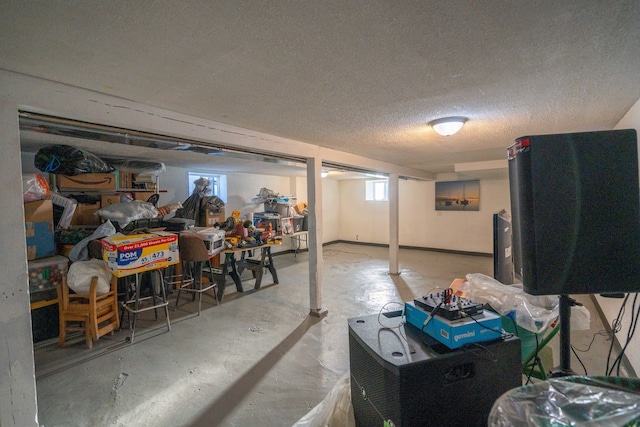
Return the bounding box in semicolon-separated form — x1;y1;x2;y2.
188;172;227;202
365;179;388;201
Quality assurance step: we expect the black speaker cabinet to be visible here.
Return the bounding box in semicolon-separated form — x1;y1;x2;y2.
349;314;521;427
508;129;640;295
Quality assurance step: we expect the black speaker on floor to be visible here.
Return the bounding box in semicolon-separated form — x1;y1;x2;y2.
349;314;521;427
508;129;640;295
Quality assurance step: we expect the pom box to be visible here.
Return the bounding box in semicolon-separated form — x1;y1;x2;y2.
102;231;179;277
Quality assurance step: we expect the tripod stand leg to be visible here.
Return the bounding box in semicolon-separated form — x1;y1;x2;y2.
549;294;576;377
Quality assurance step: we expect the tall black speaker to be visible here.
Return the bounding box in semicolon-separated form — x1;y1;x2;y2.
508;129;640;295
493;209;514;285
349;314;521;427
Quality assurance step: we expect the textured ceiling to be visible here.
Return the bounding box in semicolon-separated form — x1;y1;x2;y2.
2;1;640;177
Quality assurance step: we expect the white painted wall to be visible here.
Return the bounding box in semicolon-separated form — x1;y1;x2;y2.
338;176;511;253
339;179;389;244
160;165;187;207
322;178;340;243
595;98;640;375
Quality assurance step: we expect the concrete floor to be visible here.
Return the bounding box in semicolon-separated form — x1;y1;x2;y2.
34;243;625;426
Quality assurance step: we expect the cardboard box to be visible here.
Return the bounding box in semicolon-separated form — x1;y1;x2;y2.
200;208;226;228
101;194;121;207
102;232;179;278
25;199;53;222
24;200;56;260
56;173;116;190
118;171;133;189
404;301;502;349
25;222;56;261
133;191;157;202
71;202;101;226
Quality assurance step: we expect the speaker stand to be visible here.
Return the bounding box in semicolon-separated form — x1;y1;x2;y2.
548;294;577;377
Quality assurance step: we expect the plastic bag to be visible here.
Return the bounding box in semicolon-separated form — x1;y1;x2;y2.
34;144;115;175
175;177;212;219
292;371;355;427
201;195;225;213
489;376;640;426
174;194;201;220
68;220;117;262
22;173;50;202
96;201;158;228
192;177;211;196
50;193;78;229
257;187;277;201
66;259;113;295
464;273;559;333
100;157;166;175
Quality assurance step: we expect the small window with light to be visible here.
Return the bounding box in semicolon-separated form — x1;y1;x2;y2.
365;179;388;201
188;172;227;201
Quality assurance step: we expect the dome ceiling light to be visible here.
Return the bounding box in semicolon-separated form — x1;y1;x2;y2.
428;117;468;137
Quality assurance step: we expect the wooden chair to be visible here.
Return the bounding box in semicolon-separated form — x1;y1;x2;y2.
58;274;120;349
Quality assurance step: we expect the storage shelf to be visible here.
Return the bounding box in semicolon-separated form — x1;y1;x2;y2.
116;188;167;192
30;297;59;310
57;188;166;193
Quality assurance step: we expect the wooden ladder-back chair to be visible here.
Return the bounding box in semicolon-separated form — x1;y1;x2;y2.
58;274;120;349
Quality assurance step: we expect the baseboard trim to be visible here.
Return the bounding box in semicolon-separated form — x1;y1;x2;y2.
590;294;637;377
272;240;492;258
329;240;492;258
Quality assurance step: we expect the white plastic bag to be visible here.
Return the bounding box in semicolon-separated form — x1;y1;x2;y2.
67;259;113;295
68;220;117;262
292;371;355;427
22;173;50;202
96;200;159;227
465;273;559;333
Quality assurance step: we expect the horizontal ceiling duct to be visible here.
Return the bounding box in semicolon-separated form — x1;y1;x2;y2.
320;160;389;177
18;111;307;168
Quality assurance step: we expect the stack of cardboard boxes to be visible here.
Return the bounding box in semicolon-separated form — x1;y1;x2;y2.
53;171;159;226
24;199;56;261
24;199;66;342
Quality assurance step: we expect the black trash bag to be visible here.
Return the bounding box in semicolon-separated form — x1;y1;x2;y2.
34;144;115;175
175;177;212;220
174;193;201;220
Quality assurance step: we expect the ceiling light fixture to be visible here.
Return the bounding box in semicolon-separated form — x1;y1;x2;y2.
429;116;468;137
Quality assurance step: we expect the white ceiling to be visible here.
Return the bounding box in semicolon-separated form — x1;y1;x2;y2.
3;1;640;180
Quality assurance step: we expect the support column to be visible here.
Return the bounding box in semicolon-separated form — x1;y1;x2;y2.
389;173;400;275
307;158;327;318
0;100;39;426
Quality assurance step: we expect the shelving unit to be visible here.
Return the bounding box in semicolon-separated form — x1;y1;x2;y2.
51;170;166;226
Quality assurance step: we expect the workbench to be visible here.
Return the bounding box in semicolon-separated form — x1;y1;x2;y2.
218;244;279;300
